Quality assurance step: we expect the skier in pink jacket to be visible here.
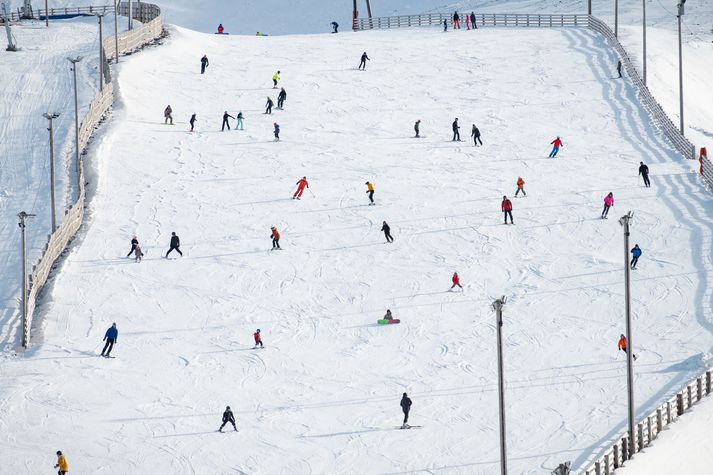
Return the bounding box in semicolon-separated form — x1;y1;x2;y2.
601;192;614;219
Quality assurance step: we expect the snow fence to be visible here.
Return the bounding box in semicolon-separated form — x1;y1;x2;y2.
20;2;164;349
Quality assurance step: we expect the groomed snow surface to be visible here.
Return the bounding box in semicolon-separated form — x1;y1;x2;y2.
2;25;713;474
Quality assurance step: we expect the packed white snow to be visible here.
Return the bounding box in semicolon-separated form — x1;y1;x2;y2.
2;24;713;473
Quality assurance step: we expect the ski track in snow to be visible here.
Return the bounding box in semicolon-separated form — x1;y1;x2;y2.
1;20;713;474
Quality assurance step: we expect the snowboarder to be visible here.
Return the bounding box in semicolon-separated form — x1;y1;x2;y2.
450;272;463;290
549;136;563;157
54;450;69;475
384;309;394;321
358;52;370;70
254;329;264;348
618;334;637;360
270;226;281;249
471;124;482;146
601;192;614;219
218;406;238;432
101;323;118;357
164;105;173;125
331;21;339;33
200;54;209;74
272;70;280;88
400;393;412;428
365;181;375;205
515;177;526;197
165;231;183;258
639;161;650;187
630;244;642;269
189;113;197;132
414;120;421;138
221;111;234;131
236;111;244;130
443;18;448;32
126;235;139;257
265;97;274;114
277;88;287;109
217;24;224;34
452;118;461;141
134;244;144;263
293;176;309;199
616;60;622;78
273;122;280;141
470;11;477;29
501;196;514;224
381;220;394;243
453;11;461;29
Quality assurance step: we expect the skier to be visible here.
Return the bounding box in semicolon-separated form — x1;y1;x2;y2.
470;11;477;29
254;329;264;348
358;51;370;70
443;18;448;32
331;21;339;33
273;122;280;141
630;244;642;269
133;243;143;263
452;118;461;141
618;334;637;360
265;97;274;114
453;11;460;29
165;231;183;258
465;12;470;30
200;54;209;74
101;322;118;357
601;192;614;219
54;450;69;475
236;111;244;130
164;105;173;125
270;226;281;249
501;195;514;224
189;113;197;132
221;111;234;131
639;161;650;187
217;24;224;34
293;176;309;199
471;124;482;146
218;406;238;432
277;88;287;109
384;309;395;321
549;136;563;157
450;272;463;290
515;177;526;197
365;181;375;205
414;119;421;138
616;60;622;78
126;235;139;257
381;220;394;243
272;70;280;88
400;393;412;428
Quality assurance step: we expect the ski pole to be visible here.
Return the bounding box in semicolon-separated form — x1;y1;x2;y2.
309;188;315;198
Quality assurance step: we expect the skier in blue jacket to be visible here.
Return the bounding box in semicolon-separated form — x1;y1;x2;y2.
630;244;642;269
101;323;118;357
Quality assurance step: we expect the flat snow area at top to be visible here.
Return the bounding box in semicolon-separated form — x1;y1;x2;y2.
2;25;713;474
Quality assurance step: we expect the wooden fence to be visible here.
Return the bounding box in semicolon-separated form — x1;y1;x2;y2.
20;2;164;348
353;13;588;30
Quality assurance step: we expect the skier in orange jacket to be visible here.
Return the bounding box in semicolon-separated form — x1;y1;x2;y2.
293;177;309;199
515;177;526;197
618;334;637;360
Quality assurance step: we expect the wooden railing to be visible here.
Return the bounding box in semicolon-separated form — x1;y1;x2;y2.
3;4;113;22
353;13;589;31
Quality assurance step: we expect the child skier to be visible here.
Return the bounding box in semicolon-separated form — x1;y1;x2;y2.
134;243;144;263
601;192;614;219
450;272;463;290
384;309;394;321
218;406;237;432
254;329;264;348
365;181;375;205
501;196;514;224
549;136;563;157
293;177;309;199
515;177;526;197
270;226;281;249
274;122;280;141
236;111;244;130
630;244;642;269
414;120;421;138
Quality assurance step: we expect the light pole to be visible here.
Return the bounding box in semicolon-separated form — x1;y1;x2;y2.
67;57;82;190
2;2;18;51
113;0;119;62
618;212;636;458
677;0;686;135
615;0;619;36
96;13;105;91
42;112;60;232
127;0;132;30
588;0;591;15
18;211;36;349
642;0;648;85
493;296;508;475
44;0;48;26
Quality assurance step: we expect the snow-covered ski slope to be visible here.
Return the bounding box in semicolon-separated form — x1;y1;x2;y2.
3;25;713;474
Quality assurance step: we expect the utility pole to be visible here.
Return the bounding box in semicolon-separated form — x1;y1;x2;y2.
493;296;508;475
618;211;636;458
113;0;119;62
96;13;105;91
642;0;647;85
42;112;60;232
2;3;18;51
18;211;36;349
615;0;619;37
677;0;686;135
67;57;82;189
588;0;592;15
127;0;132;30
43;0;48;26
365;0;372;19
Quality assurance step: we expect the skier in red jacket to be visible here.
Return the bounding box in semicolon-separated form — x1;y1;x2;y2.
293;177;309;199
450;272;463;290
549;137;563;157
501;196;514;224
270;226;281;249
254;329;263;348
618;334;636;360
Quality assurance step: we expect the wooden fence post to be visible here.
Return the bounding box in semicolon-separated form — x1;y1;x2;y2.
677;393;684;416
613;443;620;468
707;370;712;394
698;377;703;401
646;416;652;445
688;385;693;408
656;408;663;432
637;423;644;452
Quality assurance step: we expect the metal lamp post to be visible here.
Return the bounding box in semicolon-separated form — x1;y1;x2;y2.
618;212;636;458
18;211;36;349
615;0;619;36
42;112;60;232
96;13;105;92
44;0;48;26
67;57;82;190
677;0;686;135
113;0;119;62
642;0;648;85
493;296;508;475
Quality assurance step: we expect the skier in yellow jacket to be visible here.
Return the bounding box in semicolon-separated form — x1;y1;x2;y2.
365;181;375;205
272;70;280;88
55;450;69;474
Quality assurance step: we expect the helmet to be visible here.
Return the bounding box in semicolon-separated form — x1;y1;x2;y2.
226;405;230;410
257;329;261;333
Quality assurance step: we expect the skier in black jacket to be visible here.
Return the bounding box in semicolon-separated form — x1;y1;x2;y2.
277;88;287;109
331;21;339;33
470;12;477;29
126;236;139;257
400;393;412;428
638;161;650;187
265;97;274;114
358;52;370;70
200;55;209;74
166;232;183;258
471;124;482;146
218;406;237;432
221;111;234;131
452;118;461;141
381;221;394;243
189;113;197;132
